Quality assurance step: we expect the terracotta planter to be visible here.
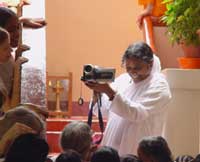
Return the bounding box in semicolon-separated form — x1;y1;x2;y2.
178;42;200;68
180;43;200;58
178;57;200;69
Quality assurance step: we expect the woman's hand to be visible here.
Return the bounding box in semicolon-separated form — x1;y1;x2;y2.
136;3;154;29
84;81;110;93
19;17;47;29
84;81;116;101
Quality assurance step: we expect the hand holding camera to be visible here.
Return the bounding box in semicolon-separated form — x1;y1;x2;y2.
84;78;116;101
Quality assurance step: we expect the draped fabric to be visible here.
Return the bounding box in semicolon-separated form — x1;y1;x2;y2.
92;56;171;155
0;58;14;111
0;58;14;97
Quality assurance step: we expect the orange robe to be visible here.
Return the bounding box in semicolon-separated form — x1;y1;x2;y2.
138;0;166;17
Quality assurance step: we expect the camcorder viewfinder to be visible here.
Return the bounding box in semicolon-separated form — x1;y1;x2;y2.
81;64;115;83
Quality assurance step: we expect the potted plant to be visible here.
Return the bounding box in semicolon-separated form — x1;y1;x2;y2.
162;0;200;68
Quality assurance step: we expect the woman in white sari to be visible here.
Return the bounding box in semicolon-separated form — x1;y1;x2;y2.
84;42;171;156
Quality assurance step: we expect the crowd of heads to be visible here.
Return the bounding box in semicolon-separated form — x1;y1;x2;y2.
1;114;199;162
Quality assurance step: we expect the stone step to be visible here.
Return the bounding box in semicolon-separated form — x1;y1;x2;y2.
46;131;60;153
46;116;106;132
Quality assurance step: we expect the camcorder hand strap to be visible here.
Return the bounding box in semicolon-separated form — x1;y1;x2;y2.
87;93;104;145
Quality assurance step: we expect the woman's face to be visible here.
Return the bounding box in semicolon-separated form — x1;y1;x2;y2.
4;16;20;48
124;58;153;83
0;37;12;63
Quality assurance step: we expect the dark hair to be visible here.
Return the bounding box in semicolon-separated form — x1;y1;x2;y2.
120;154;141;162
91;146;120;162
122;42;153;64
0;27;9;44
0;7;17;27
138;136;173;162
56;150;82;162
5;133;49;162
195;154;200;162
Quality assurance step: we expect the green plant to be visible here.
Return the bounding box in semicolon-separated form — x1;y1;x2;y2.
162;0;200;46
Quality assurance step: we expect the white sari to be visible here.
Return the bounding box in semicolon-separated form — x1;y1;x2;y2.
92;55;171;155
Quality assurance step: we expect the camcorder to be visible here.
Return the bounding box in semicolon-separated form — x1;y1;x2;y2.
81;64;115;83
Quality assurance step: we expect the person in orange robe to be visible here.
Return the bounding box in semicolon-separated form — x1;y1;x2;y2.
137;0;166;29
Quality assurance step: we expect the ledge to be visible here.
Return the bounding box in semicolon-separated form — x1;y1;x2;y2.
162;68;200;90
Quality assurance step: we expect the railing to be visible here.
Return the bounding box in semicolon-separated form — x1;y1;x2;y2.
142;16;166;52
142;16;157;53
142;16;182;68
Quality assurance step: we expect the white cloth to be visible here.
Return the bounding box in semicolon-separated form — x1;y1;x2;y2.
152;54;161;73
92;56;171;156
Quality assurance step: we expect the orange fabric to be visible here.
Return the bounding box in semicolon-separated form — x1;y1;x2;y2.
138;0;166;17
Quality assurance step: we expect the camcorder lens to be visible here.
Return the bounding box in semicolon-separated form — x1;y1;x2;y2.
84;65;93;73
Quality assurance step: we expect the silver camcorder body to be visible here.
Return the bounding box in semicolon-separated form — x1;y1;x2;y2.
81;64;115;82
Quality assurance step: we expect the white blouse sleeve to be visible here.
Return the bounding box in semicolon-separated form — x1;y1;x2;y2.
109;77;171;122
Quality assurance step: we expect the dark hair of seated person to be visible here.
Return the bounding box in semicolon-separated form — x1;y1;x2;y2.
56;150;82;162
5;133;49;162
120;154;141;162
137;136;173;162
195;154;200;162
91;146;120;162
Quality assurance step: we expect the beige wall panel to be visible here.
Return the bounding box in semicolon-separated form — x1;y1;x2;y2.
46;0;143;101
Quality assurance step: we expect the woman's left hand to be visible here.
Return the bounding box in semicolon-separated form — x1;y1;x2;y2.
84;81;116;100
84;81;110;93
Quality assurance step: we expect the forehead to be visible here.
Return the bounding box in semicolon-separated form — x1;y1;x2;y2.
124;58;148;67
